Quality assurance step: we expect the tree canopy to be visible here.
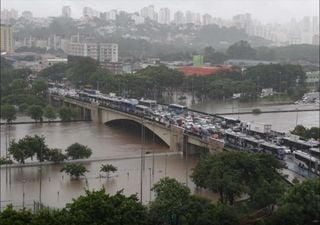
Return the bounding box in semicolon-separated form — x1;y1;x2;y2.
0;104;17;123
191;152;286;206
65;143;92;160
8;135;48;164
60;164;88;179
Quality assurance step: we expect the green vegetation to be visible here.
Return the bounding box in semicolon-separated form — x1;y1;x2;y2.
191;152;286;208
7;135;91;164
291;125;320;140
0;157;13;165
27;105;44;122
0;104;17;123
100;164;117;178
58;107;79;121
60;164;88;179
47;148;67;163
252;108;262;114
8;135;48;164
0;150;319;224
43;106;57;122
65;143;92;160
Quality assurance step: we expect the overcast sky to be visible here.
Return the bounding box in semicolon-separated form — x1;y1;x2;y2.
1;0;319;23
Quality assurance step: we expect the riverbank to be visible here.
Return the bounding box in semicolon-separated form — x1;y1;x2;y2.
0;152;181;169
0;119;90;126
216;107;319;116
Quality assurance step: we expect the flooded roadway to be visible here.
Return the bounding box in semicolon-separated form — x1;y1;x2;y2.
0;121;215;209
0;101;319;209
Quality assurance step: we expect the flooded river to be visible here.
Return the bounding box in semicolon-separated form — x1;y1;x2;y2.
0;101;319;209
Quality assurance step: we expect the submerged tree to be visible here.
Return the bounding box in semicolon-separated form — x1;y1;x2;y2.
100;164;117;178
60;164;88;179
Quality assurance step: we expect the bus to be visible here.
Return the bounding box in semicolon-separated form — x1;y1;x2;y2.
260;142;285;160
139;99;157;109
294;150;320;175
119;99;138;113
168;104;187;114
309;147;320;159
280;137;316;151
242;136;264;153
135;105;150;116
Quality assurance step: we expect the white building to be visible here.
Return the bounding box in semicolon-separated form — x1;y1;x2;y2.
106;10;117;21
131;13;145;24
62;6;71;18
158;8;170;24
99;43;118;63
140;5;157;21
202;14;212;26
83;7;100;19
68;39;118;63
1;9;18;23
21;11;33;20
173;11;184;24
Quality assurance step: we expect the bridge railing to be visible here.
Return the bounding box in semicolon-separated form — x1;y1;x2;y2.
57;94;224;140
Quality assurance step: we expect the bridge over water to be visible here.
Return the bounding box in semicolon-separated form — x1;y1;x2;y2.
49;94;225;154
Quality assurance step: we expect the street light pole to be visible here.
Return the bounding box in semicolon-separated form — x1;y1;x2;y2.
140;118;144;203
148;168;152;202
152;123;155;184
295;108;299;127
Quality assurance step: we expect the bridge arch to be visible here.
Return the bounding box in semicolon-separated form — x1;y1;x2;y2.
101;108;171;147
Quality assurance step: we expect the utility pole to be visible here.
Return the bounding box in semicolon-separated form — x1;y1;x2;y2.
140;119;144;203
39;140;43;208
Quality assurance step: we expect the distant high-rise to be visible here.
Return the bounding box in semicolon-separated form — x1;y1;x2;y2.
62;6;71;18
21;11;33;20
202;14;212;26
0;24;14;53
158;8;170;24
140;5;157;21
68;37;118;63
106;9;117;21
173;11;184;24
83;7;100;19
1;9;18;23
185;11;194;24
312;16;319;35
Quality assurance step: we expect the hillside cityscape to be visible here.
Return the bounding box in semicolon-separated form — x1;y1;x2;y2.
0;1;319;225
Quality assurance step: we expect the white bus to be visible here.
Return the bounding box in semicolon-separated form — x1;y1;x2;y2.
294;150;320;175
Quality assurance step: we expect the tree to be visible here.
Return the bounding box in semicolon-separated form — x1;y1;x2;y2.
0;205;33;225
181;195;216;225
149;177;191;225
27;105;43;122
100;164;117;178
47;148;67;163
59;107;78;121
0;104;16;123
226;40;257;59
65;143;92;160
268;178;320;225
32;80;48;96
8;135;49;163
60;164;88;179
44;106;57;122
290;125;307;137
305;127;320;140
63;189;147;225
191;152;285;205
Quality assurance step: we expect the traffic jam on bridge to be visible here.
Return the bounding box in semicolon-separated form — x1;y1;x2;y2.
49;84;320;176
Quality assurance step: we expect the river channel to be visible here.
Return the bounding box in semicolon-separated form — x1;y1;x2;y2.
0;101;319;209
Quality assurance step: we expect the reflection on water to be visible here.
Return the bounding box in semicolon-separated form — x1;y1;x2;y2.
0;101;318;209
1;122;215;209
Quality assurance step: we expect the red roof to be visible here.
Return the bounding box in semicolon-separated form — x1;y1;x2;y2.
177;66;233;76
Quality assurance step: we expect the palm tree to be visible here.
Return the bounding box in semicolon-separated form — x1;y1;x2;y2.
100;164;117;178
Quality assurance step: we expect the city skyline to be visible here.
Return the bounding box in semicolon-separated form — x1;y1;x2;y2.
1;0;319;23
